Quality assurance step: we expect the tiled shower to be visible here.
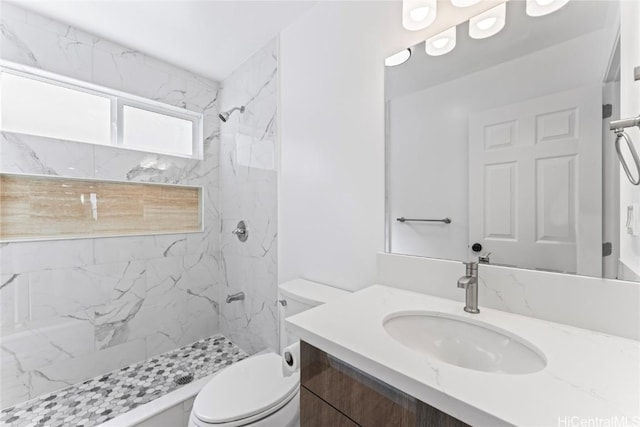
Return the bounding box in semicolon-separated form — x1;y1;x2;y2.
0;2;279;409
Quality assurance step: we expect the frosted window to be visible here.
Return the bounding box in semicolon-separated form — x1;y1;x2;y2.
122;105;193;156
0;65;202;159
0;72;111;145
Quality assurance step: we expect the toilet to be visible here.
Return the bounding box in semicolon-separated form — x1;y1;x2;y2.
188;279;349;427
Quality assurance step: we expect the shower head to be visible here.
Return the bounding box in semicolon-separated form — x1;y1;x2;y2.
218;106;245;122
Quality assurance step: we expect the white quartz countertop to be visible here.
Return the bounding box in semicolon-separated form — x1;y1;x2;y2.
285;285;640;427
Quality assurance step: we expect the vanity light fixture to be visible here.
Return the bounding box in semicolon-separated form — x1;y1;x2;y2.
425;27;457;56
526;0;570;17
469;3;506;39
402;0;437;31
450;0;482;7
385;48;412;67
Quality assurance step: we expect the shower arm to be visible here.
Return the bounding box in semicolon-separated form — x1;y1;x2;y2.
610;115;640;186
226;106;244;115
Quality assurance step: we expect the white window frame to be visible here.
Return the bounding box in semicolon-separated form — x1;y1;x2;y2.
0;60;204;160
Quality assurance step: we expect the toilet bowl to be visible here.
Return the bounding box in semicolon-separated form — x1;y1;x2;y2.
188;279;349;427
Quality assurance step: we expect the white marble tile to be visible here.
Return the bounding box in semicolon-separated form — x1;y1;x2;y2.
94;297;145;350
152;235;189;258
180;311;218;353
186;286;220;321
35;338;146;396
0;273;29;330
131;291;190;358
0;132;95;178
92;145;198;183
1;318;94;372
1;369;71;410
478;264;640;340
186;224;219;257
181;253;219;294
219;251;278;354
1;14;93;81
92;234;189;265
92;235;157;265
0;369;31;409
92;260;147;349
29;263;127;321
92;48;187;107
145;256;187;299
186;79;219;114
0;3;28;24
0;239;95;275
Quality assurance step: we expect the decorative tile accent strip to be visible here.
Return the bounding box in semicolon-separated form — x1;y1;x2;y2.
0;173;202;241
0;335;247;427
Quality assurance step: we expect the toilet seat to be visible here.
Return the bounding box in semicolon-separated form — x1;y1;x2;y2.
192;352;300;426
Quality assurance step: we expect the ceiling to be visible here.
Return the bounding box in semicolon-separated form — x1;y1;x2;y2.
8;0;317;82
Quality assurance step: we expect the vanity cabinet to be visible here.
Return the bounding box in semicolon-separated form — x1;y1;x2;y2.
300;342;468;427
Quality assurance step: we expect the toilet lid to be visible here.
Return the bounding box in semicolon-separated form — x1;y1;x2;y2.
193;353;300;424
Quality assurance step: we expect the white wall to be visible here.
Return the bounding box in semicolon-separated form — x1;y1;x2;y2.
619;0;640;281
388;29;613;261
278;0;504;291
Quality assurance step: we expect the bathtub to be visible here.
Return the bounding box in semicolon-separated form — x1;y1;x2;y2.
101;372;216;427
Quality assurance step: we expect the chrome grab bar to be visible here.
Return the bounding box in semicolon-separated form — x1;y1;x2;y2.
610;115;640;186
396;217;451;224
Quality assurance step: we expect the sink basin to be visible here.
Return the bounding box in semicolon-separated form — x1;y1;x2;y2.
383;312;546;374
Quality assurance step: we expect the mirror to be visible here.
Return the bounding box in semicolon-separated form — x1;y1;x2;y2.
385;0;640;282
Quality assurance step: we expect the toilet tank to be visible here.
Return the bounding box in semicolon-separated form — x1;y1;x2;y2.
278;279;349;350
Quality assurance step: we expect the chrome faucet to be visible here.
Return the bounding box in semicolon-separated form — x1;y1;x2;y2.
457;262;479;314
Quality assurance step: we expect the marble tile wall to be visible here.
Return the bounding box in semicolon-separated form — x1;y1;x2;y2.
0;3;222;408
218;39;279;354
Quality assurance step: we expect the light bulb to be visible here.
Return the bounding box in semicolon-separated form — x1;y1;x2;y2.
451;0;482;7
476;16;497;31
432;37;449;49
425;27;457;57
409;6;430;22
526;0;570;16
469;3;506;39
402;0;437;31
385;49;411;67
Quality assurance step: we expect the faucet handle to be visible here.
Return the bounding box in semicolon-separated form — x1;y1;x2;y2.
478;252;491;264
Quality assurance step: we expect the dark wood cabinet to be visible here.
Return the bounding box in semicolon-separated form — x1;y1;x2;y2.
300;387;359;427
300;341;469;427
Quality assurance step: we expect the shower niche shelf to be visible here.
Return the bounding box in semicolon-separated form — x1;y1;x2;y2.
0;173;202;241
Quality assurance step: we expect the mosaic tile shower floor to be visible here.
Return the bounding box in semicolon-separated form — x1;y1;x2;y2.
1;335;248;427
